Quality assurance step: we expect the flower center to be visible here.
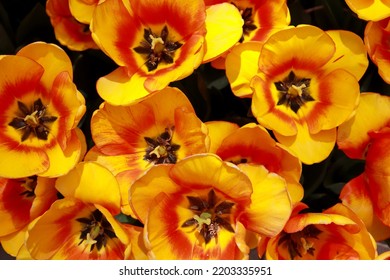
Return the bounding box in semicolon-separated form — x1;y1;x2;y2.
181;189;235;244
76;209;117;252
274;70;314;113
18;176;38;198
8;98;58;141
144;126;180;164
278;225;322;259
133;25;183;72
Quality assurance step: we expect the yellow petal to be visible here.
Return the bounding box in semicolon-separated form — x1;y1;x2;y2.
205;121;239;153
170;154;252;202
38;128;85;178
258;25;335;76
274;124;336;165
26;198;88;259
345;0;390;21
300;69;360;134
323;203;377;260
0;144;49;178
337;92;390;159
238;164;292;237
96;67;151;106
55;162;121;214
226;41;262;98
130;165;179;223
324;30;368;81
16;42;73;90
69;0;97;24
203;3;243;63
0;227;28;257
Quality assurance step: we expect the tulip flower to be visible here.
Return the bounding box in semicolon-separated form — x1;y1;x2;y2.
264;203;377;259
226;25;368;164
338;92;390;241
91;0;207;105
0;42;86;178
0;176;57;256
89;87;209;215
26;162;145;259
130;154;292;259
46;0;99;51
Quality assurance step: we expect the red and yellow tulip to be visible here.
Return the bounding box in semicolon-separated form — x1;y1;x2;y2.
46;0;99;51
130;154;292;259
226;25;368;164
26;162;145;259
0;42;86;178
338;92;390;241
90;0;207;105
0;176;57;257
264;203;377;260
88;87;209;215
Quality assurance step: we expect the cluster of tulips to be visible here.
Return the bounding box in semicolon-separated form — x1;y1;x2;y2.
0;0;390;260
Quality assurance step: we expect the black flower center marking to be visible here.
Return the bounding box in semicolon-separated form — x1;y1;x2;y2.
144;126;180;164
133;26;183;72
181;189;235;244
278;225;322;259
76;209;117;252
8;98;57;141
18;176;38;198
231;3;257;43
274;71;314;113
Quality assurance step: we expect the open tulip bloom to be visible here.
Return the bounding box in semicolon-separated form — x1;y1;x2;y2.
226;24;368;164
0;42;86;178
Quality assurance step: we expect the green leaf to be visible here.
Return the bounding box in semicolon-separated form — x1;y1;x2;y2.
115;213;143;227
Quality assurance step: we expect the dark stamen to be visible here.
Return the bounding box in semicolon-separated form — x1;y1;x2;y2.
182;189;235;244
144;126;180;164
274;71;314;113
133;26;182;72
76;209;117;252
8;98;57;142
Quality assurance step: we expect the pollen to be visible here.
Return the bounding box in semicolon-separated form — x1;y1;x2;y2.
288;84;307;97
149;35;165;51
